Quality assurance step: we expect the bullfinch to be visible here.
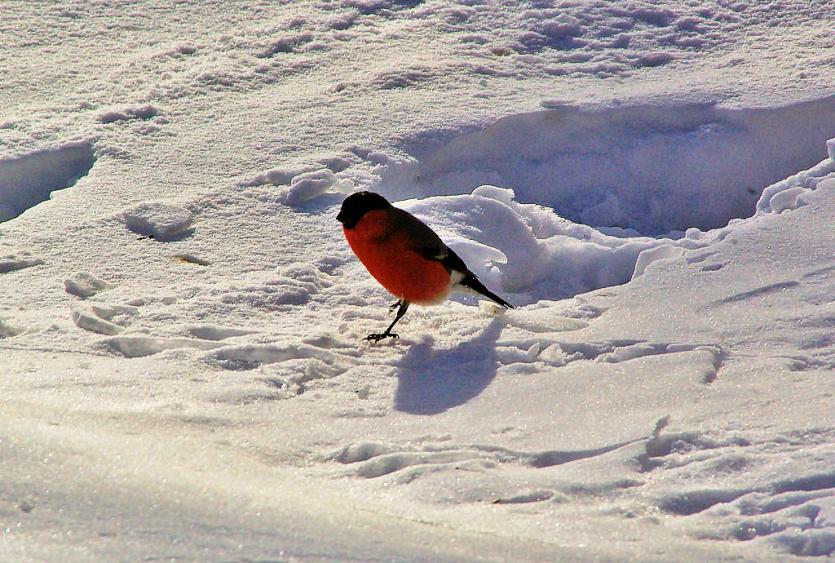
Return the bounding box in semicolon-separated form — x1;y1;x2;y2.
337;191;513;341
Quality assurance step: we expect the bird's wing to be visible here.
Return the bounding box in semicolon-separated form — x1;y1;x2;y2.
389;208;462;267
392;208;513;309
391;207;449;254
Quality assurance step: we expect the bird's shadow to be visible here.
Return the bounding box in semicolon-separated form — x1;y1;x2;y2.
394;317;505;415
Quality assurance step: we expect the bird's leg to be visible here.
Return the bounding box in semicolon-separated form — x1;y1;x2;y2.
388;299;402;312
366;301;410;342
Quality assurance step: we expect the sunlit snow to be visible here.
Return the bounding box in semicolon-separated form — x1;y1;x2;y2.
1;1;833;561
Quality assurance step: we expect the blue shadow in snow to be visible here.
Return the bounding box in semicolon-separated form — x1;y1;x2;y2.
394;317;505;415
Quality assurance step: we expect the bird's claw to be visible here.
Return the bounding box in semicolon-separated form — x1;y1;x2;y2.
365;332;399;342
388;300;402;313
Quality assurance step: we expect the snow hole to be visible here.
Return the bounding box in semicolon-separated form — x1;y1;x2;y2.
372;96;835;300
381;96;835;236
0;140;95;223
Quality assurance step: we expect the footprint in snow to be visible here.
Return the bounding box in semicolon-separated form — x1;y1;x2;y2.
101;335;221;358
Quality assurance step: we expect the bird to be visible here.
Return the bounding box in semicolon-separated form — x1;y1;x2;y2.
337;191;512;341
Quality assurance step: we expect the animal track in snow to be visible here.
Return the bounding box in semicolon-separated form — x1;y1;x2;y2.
798;263;835;307
101;335;221;358
173;253;211;266
476;304;726;376
709;280;801;307
322;433;651;507
637;427;750;474
218;264;334;310
501;299;606;334
699;262;726;272
202;338;362;395
522;338;725;384
491;490;556;505
204;342;343;370
241;156;355;207
504;308;589;333
802;264;835;280
702;265;833;311
644;426;835;556
328;437;641;479
73;310;122;336
97;103;160;124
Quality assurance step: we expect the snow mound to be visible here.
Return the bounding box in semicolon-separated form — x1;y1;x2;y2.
0;318;20;338
382;96;835;235
399;186;706;300
0;140;95;223
282;169;338;206
243;165;352;206
373;99;835;301
119;201;194;240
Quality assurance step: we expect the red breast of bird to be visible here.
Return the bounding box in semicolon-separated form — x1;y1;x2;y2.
342;207;455;305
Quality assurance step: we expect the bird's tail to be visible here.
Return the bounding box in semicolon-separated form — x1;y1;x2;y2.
461;274;513;309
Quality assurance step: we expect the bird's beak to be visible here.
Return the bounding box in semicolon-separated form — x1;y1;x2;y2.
336;209;346;224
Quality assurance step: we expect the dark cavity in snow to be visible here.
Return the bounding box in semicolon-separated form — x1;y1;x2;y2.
381;95;835;235
0;141;95;223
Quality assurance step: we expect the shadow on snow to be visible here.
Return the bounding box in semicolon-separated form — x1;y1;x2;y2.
394;317;505;415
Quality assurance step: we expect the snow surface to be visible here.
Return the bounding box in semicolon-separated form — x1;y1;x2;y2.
1;1;834;561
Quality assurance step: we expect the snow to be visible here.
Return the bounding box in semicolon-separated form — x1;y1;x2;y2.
119;202;194;240
64;272;116;299
0;141;95;222
1;0;834;561
382;97;835;234
97;104;160;124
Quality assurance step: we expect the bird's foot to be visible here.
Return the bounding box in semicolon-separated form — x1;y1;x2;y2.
365;332;399;342
388;300;402;313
